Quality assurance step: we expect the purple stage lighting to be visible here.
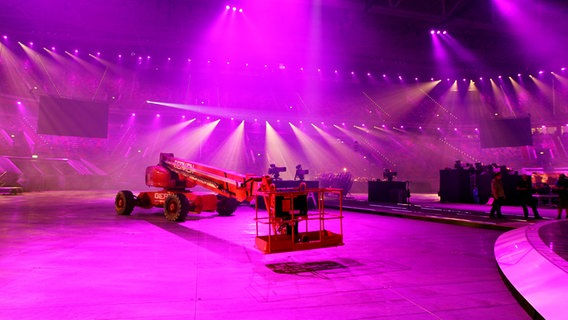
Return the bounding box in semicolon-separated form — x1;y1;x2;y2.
232;7;236;11
367;72;371;76
29;42;33;46
74;49;78;54
562;67;566;71
351;71;355;75
156;114;160;118
442;30;447;35
539;70;544;74
430;30;435;35
2;35;7;40
131;113;136;117
118;54;122;58
51;46;56;51
16;101;22;105
239;8;243;13
226;5;230;10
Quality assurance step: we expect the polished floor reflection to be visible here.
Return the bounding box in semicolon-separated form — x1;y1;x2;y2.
0;191;532;319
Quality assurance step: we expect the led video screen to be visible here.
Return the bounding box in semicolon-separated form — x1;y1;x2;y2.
479;117;532;148
37;96;109;138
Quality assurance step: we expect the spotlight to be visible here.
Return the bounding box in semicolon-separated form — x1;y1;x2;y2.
430;30;435;35
232;6;236;11
226;5;230;10
2;35;7;40
239;8;243;13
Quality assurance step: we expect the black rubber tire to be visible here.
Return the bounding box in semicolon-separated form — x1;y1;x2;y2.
115;190;136;215
216;195;239;216
164;193;190;222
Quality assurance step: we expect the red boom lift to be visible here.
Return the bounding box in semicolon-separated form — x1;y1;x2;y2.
115;153;343;253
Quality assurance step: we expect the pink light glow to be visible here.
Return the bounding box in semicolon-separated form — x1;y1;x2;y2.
2;35;7;40
131;113;136;117
226;5;230;10
430;30;435;35
239;8;243;13
156;114;160;118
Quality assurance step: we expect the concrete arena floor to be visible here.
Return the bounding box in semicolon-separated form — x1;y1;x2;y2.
0;191;530;320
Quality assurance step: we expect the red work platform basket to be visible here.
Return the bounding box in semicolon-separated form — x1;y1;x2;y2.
254;186;344;254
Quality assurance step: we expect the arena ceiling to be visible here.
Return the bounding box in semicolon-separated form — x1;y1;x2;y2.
1;0;567;75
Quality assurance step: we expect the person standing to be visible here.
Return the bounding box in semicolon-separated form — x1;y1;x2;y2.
556;174;568;219
490;172;505;218
516;174;542;220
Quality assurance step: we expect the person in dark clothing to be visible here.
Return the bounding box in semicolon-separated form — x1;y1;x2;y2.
556;174;568;219
516;174;542;220
490;172;505;218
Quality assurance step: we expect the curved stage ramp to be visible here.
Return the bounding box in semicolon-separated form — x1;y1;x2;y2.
495;220;568;320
